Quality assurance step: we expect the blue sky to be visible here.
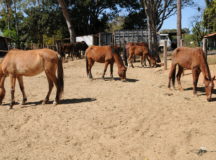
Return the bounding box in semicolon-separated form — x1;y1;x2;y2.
161;0;206;30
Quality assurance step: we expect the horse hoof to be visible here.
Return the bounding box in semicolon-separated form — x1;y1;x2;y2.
42;99;49;105
22;98;27;105
53;100;58;105
9;105;13;109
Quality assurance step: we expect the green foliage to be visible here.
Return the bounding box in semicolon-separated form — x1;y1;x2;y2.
3;28;17;39
192;21;206;46
203;0;216;33
160;28;190;34
123;9;147;29
183;34;196;47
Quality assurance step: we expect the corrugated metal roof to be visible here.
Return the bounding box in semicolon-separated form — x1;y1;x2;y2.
204;33;216;38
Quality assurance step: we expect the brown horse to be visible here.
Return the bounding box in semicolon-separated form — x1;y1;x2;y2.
126;42;161;63
128;45;156;68
0;48;64;109
58;41;88;59
85;45;127;81
125;42;149;62
168;47;215;101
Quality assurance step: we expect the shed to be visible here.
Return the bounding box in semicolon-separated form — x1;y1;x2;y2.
204;32;216;50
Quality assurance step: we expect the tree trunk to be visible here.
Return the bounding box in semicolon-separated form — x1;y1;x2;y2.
57;0;76;43
177;0;182;47
142;0;160;62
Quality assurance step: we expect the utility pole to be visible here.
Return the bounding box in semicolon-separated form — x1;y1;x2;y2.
177;0;182;47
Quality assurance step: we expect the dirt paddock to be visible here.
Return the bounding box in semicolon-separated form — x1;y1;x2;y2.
1;59;216;160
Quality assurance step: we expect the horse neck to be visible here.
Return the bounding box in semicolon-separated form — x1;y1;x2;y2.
113;53;125;69
199;50;211;79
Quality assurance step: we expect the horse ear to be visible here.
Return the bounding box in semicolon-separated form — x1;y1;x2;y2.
213;76;216;81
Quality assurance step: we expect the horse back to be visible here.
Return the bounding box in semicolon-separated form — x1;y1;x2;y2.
86;46;113;63
2;49;58;76
172;47;204;69
129;45;148;56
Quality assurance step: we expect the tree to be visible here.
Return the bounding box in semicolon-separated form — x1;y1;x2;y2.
191;15;207;46
140;0;194;56
203;0;216;33
57;0;76;43
123;9;147;29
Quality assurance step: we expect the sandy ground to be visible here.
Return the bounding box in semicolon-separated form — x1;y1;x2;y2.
1;58;216;160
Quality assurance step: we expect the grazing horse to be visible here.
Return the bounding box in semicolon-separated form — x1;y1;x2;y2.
168;47;215;101
85;45;127;81
128;45;156;68
126;42;161;63
0;48;64;109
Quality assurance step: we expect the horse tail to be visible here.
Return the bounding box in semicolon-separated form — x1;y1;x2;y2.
172;65;177;87
57;56;64;99
168;62;177;88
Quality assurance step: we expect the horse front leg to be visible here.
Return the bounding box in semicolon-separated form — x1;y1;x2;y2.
17;76;27;105
110;62;114;79
192;67;201;95
141;55;144;67
102;61;109;79
10;75;16;109
128;54;134;68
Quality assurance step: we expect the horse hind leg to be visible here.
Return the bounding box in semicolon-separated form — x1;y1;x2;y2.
9;75;16;109
17;76;27;105
88;59;94;79
42;72;54;104
176;66;184;91
44;62;60;105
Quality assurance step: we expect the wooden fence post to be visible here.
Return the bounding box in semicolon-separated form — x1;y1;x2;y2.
180;39;184;47
203;38;207;58
123;40;128;67
164;40;167;70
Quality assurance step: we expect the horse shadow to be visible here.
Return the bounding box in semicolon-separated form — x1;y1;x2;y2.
60;98;96;104
3;98;97;108
114;77;139;83
93;77;139;83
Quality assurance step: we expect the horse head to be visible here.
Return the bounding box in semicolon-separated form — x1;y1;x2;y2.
149;55;157;67
204;76;215;101
118;67;127;81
